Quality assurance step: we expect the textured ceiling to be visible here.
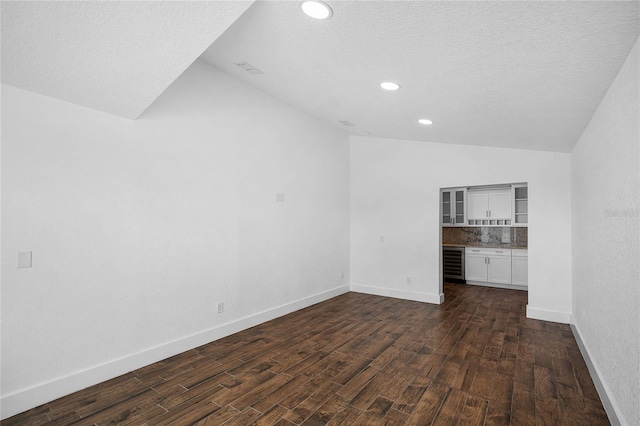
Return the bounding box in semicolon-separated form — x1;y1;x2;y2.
1;1;253;119
202;1;639;152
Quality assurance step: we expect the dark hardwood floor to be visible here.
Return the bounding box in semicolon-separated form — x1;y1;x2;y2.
3;283;609;425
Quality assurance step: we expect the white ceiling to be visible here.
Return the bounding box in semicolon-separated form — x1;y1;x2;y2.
1;1;253;119
201;1;639;152
2;1;638;151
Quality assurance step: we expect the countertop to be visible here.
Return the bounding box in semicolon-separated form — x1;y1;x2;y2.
443;244;528;250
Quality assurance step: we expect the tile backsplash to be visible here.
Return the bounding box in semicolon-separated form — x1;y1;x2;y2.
442;227;527;248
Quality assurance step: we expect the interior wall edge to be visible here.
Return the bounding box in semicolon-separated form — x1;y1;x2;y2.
0;284;350;420
525;305;571;324
570;322;623;426
349;283;444;304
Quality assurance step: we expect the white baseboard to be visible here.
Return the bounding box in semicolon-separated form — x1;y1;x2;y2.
465;280;528;292
0;285;350;420
350;283;444;304
526;305;571;324
569;319;622;426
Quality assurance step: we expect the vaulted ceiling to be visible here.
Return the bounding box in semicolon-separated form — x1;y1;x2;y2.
2;1;638;152
1;1;254;119
202;1;639;152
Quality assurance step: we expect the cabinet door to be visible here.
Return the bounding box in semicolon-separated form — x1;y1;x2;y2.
467;192;488;220
488;190;512;219
487;255;512;284
512;256;528;286
453;189;466;225
441;190;452;225
465;254;488;281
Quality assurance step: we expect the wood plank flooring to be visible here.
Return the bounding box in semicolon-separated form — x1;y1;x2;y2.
2;283;609;425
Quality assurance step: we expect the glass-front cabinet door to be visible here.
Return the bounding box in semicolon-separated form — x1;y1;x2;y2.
441;188;466;226
453;188;466;225
442;190;452;225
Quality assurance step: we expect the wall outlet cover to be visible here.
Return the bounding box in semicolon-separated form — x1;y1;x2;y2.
18;251;32;268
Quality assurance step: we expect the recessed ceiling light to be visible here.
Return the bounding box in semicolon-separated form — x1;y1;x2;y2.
301;1;333;19
380;82;400;91
418;119;434;125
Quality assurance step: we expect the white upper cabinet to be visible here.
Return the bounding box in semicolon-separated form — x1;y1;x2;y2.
488;191;512;218
441;188;466;227
467;192;489;220
466;188;512;225
513;184;528;226
441;183;527;227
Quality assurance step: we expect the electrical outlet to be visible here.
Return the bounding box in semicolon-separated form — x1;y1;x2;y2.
341;272;345;279
406;277;412;284
217;302;224;313
380;236;385;243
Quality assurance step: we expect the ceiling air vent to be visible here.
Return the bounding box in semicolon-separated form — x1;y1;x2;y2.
233;61;264;75
339;120;355;127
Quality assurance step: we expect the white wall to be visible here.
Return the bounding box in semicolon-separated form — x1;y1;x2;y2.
1;59;350;417
350;136;572;320
571;37;639;425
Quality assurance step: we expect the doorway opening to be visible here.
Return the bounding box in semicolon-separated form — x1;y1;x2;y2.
439;183;528;301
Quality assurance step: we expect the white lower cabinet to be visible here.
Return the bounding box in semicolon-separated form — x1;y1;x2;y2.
465;252;489;281
487;254;512;284
511;249;528;287
465;248;514;286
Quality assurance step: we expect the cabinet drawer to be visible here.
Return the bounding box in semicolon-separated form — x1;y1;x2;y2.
512;249;528;258
465;248;512;257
